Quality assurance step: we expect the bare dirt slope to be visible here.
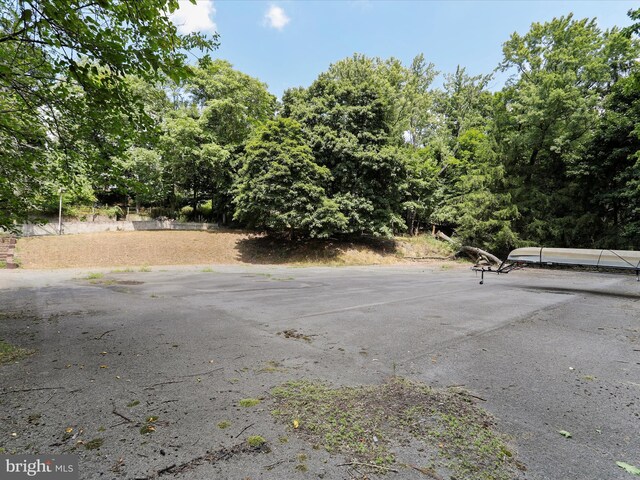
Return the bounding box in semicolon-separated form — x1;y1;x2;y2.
16;231;248;268
15;231;454;269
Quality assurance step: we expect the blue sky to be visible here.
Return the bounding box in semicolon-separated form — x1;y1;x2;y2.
172;0;638;99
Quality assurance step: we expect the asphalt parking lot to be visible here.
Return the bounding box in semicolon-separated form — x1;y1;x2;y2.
0;264;638;479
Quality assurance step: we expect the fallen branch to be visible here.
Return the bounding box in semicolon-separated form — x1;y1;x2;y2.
143;380;187;390
408;464;444;479
1;387;64;395
156;464;176;476
263;459;285;469
435;231;502;266
455;391;487;402
460;246;502;266
234;422;255;439
178;367;224;378
336;462;399;473
94;329;115;340
111;407;134;424
138;441;260;479
402;256;451;261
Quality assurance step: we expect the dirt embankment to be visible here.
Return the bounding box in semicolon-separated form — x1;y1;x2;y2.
14;231;458;269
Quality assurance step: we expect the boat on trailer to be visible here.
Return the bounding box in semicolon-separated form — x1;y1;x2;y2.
474;247;640;284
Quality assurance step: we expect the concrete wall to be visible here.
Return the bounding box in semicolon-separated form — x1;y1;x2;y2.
20;220;219;237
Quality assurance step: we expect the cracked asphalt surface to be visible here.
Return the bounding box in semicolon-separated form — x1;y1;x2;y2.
0;264;638;479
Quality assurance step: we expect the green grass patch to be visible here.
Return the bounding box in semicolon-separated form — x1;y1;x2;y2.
139;414;159;435
217;421;231;429
239;398;261;408
0;340;34;364
84;438;103;450
84;272;104;280
395;234;458;259
271;378;522;479
247;435;266;447
257;360;284;373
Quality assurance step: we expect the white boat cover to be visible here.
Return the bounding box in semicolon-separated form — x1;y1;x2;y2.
507;247;640;270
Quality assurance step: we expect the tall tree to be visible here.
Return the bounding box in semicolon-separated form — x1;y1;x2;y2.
399;146;440;236
190;59;276;146
578;67;640;247
495;15;638;246
0;0;217;230
436;66;493;144
283;54;409;236
234;118;345;239
185;59;276;222
427;66;519;253
433;129;519;254
159;107;213;211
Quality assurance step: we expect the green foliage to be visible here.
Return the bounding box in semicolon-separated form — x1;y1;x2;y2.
2;7;639;253
115;147;166;208
238;398;261;407
434;129;520;254
495;14;639;247
395;146;438;235
578;68;640;247
234;118;344;238
435;66;493;141
271;378;521;479
151;60;274;222
0;340;34;364
84;438;104;450
616;461;640;475
190;59;276;146
283;54;419;236
246;435;266;447
0;1;218;230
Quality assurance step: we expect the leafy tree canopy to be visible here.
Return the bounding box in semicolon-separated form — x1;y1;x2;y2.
0;0;217;230
495;14;639;246
234;118;345;238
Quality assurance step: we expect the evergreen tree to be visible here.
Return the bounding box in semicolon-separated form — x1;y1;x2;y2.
234;118;345;238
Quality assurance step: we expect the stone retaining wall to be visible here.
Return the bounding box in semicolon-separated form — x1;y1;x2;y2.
20;220;219;237
0;236;17;268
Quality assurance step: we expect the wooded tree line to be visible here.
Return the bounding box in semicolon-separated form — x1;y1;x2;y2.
2;3;639;254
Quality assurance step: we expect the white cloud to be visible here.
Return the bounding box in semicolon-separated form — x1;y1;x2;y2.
264;5;290;31
171;0;217;34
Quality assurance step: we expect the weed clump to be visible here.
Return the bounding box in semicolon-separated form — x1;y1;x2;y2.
85;438;103;450
271;378;522;479
0;340;34;364
247;435;266;447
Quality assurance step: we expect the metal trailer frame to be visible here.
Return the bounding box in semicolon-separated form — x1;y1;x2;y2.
472;247;640;284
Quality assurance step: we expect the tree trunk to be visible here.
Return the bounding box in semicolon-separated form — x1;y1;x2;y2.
435;231;503;266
